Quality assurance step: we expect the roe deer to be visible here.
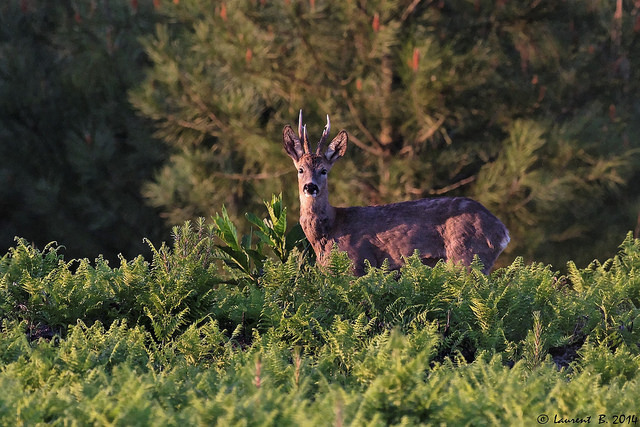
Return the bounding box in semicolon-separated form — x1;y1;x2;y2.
283;111;510;276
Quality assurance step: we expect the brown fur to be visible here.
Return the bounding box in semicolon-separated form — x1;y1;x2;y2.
283;120;509;276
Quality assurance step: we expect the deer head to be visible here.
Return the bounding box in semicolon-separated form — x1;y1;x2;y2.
283;110;348;202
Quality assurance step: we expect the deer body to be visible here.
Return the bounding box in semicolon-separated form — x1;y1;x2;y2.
284;112;510;275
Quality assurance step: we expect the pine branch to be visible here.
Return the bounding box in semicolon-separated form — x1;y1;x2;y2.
344;97;385;156
378;55;394;149
178;73;229;134
210;170;290;182
416;116;445;145
428;175;476;196
401;0;426;22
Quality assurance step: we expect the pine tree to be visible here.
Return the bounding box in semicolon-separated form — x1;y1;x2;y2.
131;0;640;267
0;0;167;261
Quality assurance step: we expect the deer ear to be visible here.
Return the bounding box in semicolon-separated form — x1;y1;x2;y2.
283;125;304;161
325;130;348;164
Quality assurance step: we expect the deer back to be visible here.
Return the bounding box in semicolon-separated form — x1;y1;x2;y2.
328;197;509;275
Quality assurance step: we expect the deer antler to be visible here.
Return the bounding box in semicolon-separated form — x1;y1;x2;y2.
297;109;311;153
297;109;304;143
303;125;310;153
316;114;331;154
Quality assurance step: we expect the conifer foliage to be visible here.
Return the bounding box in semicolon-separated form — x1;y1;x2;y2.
131;0;640;266
0;0;165;261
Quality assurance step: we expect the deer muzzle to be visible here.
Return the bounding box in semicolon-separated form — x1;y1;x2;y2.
303;183;319;198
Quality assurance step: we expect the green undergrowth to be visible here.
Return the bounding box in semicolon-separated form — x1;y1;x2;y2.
1;196;639;425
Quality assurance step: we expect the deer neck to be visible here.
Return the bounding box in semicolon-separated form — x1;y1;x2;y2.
299;192;336;243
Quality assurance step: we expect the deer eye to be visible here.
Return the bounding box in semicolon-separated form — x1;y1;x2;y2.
321;169;328;175
298;168;304;174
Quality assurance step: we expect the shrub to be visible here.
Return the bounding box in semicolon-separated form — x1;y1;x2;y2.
1;197;639;424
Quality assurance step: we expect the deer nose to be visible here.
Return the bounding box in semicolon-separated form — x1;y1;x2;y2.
303;183;319;197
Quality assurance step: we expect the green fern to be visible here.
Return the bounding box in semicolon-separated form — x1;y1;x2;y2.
2;210;640;425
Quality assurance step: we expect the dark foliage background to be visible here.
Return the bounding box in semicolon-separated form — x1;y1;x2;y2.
0;1;167;261
1;0;640;268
